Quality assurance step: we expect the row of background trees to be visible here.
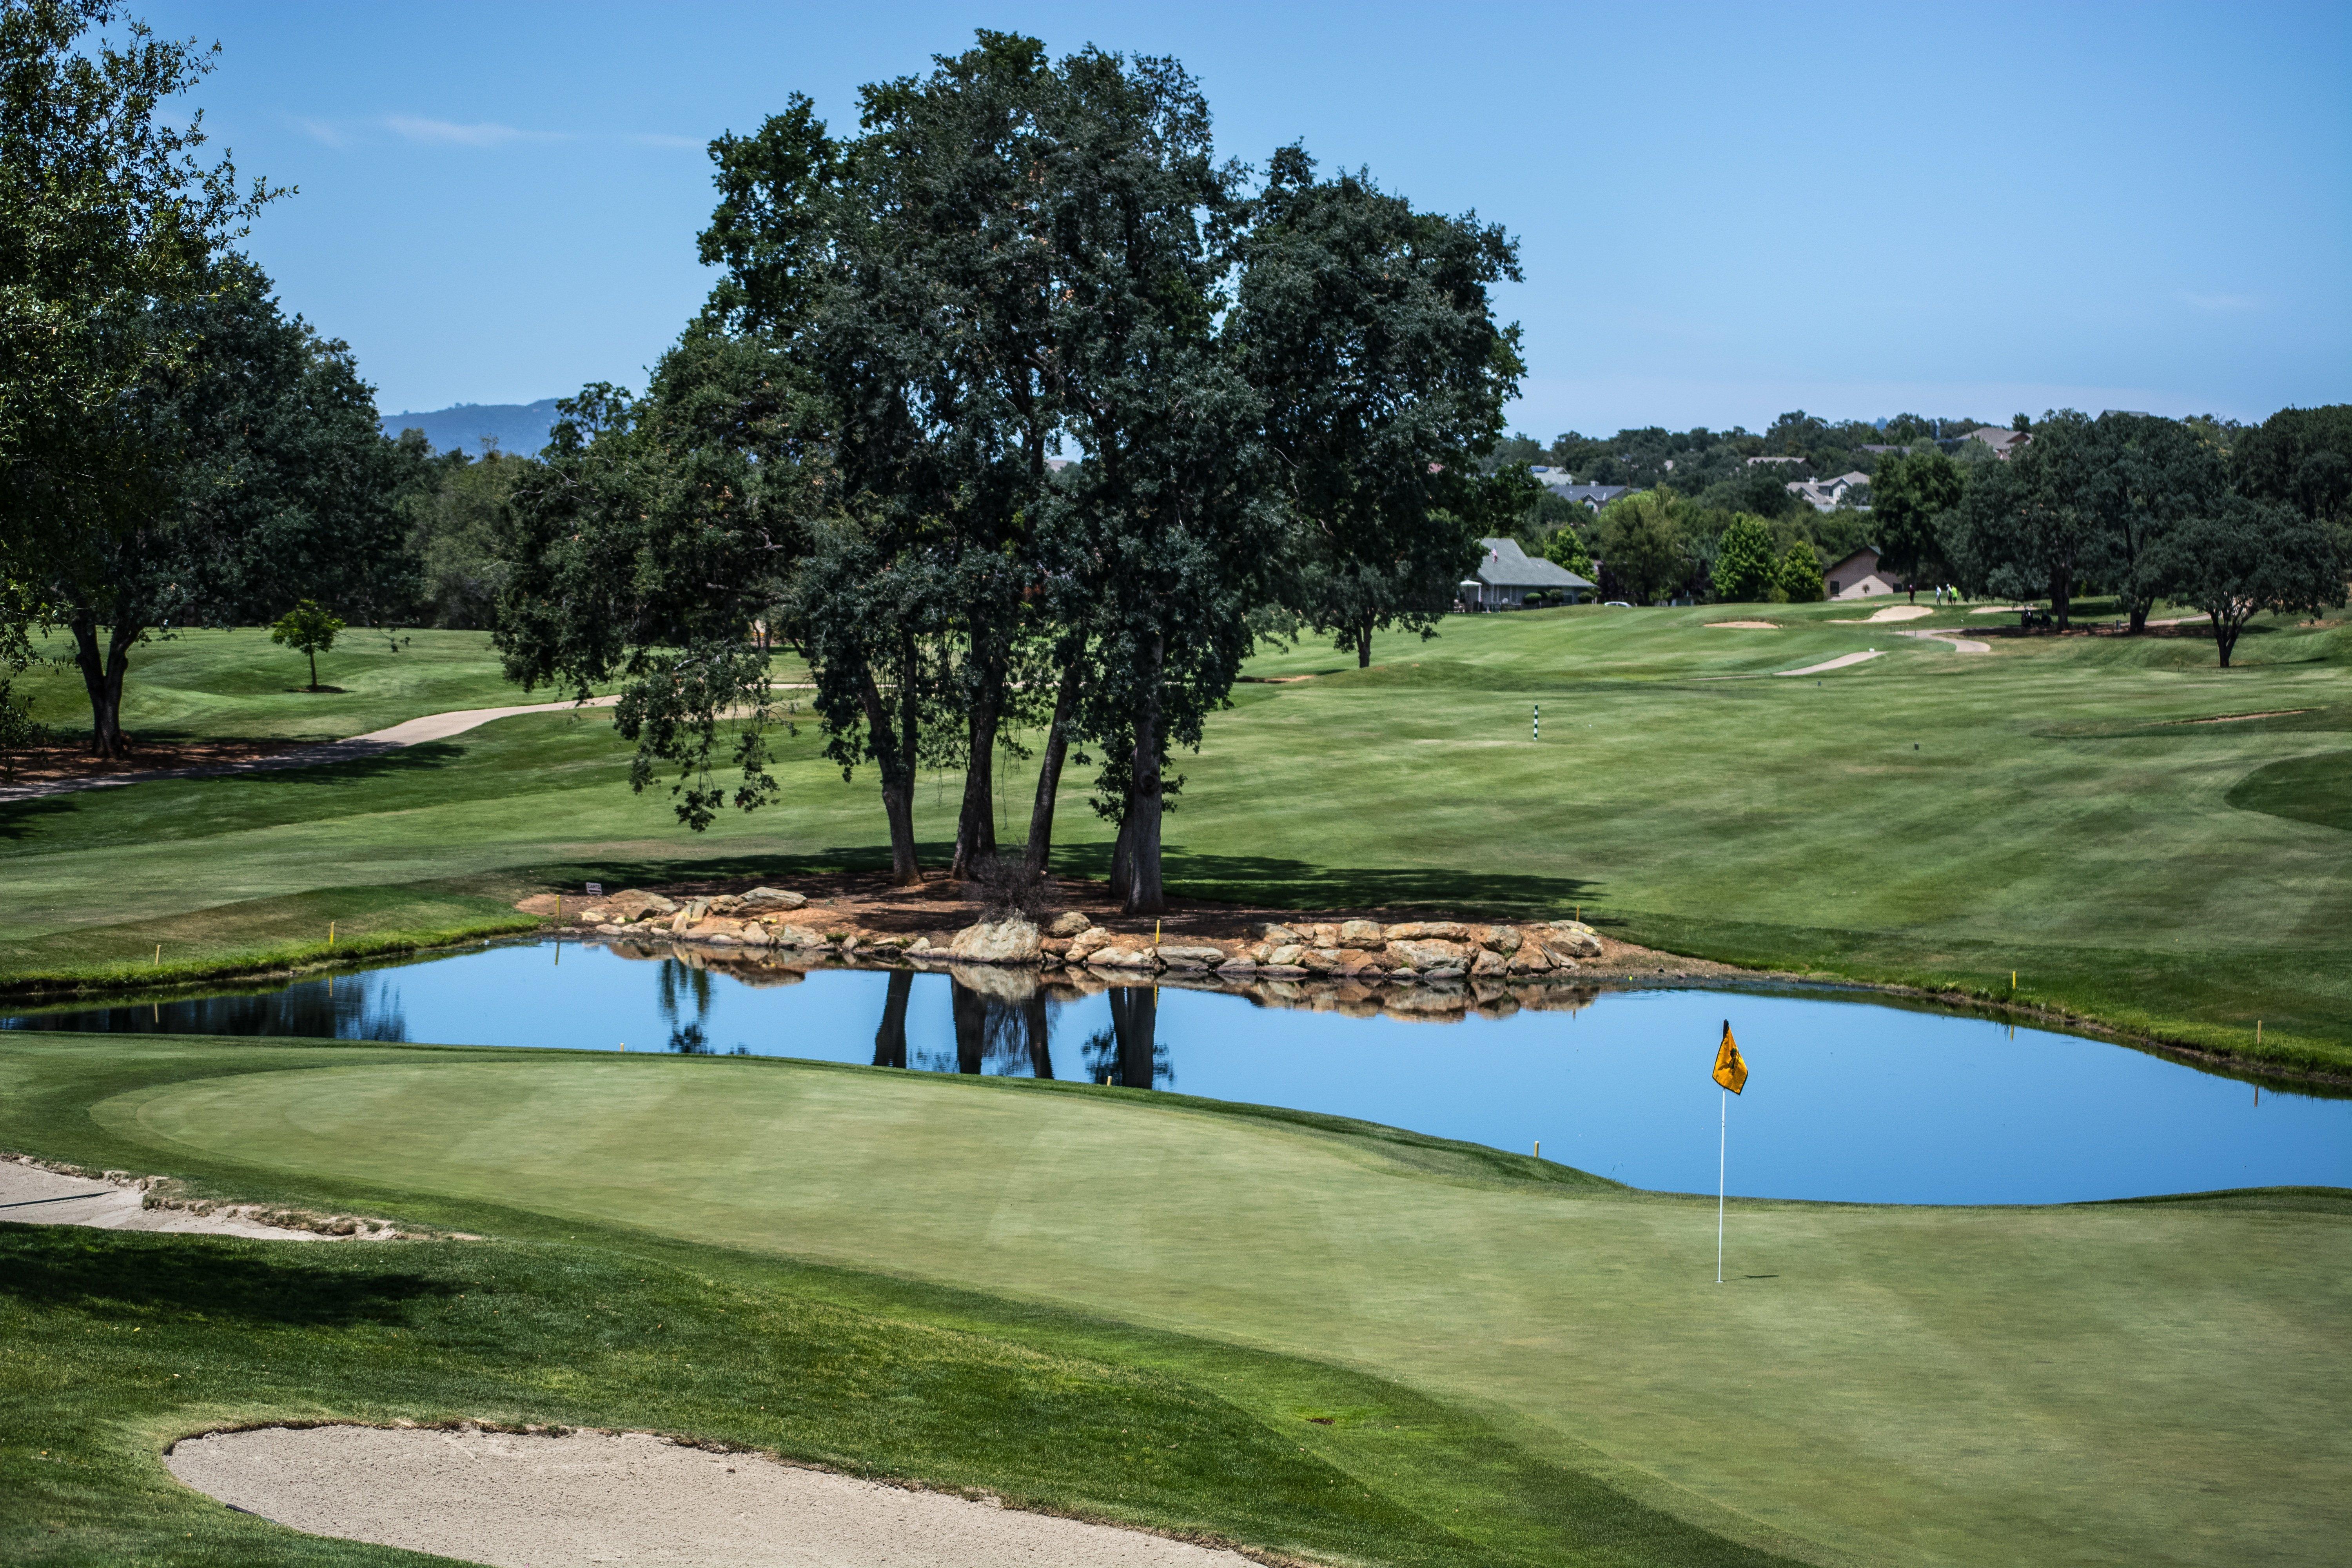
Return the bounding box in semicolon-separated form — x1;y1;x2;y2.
1498;408;2347;649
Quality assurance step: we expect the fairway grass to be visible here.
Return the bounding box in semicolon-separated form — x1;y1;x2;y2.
3;604;2347;1069
3;1034;2345;1567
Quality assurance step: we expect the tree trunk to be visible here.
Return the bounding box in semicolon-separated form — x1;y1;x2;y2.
1022;991;1053;1080
69;616;137;759
2049;564;2073;631
1024;656;1083;873
871;968;912;1068
857;658;922;886
2212;610;2239;668
951;978;985;1074
1356;624;1372;668
307;646;319;690
1123;634;1166;916
1109;985;1156;1088
1109;810;1134;904
949;677;1002;878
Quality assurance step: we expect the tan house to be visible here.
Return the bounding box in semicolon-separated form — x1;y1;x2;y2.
1824;545;1902;600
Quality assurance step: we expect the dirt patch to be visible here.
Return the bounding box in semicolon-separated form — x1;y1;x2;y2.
167;1425;1257;1568
1705;620;1780;630
0;737;302;788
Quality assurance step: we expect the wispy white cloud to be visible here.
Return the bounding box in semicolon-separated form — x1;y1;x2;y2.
628;132;704;151
386;116;570;149
2176;290;2261;312
294;116;348;148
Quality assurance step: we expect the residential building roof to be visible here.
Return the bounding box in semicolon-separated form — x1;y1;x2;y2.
1474;537;1594;590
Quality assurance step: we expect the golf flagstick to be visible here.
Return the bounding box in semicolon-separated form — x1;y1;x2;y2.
1709;1020;1747;1285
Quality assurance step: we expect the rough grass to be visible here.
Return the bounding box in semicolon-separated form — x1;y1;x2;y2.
3;1034;2345;1567
2;608;2347;1067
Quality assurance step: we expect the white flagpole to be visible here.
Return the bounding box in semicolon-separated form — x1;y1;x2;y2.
1717;1087;1726;1285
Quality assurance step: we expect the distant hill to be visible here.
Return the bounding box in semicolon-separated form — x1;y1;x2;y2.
378;399;563;457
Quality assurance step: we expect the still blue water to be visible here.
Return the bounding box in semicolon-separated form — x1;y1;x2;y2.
9;940;2345;1205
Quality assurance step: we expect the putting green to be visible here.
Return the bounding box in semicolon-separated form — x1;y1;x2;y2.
98;1051;2352;1567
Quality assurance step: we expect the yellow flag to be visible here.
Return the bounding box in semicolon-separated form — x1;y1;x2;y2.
1712;1021;1748;1094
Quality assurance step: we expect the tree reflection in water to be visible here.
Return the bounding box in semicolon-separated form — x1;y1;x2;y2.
872;969;912;1068
656;959;720;1054
916;970;1066;1078
2;972;408;1041
1082;986;1173;1089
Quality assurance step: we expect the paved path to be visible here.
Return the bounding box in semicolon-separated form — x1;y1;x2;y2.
1775;650;1883;677
1894;629;1992;653
0;695;619;804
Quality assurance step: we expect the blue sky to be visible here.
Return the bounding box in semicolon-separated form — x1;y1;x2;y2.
147;1;2350;436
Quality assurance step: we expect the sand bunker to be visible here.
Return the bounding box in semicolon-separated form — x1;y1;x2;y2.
0;1156;391;1241
1705;620;1780;629
1893;629;1991;654
169;1426;1254;1568
1775;650;1883;676
1829;604;1932;623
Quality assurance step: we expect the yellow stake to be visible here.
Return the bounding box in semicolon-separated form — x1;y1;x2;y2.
329;921;336;947
2256;1020;2262;1045
2011;970;2017;990
153;944;160;966
1154;919;1161;947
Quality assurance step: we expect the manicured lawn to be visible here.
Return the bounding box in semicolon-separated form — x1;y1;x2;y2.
3;1033;2344;1566
3;605;2346;1069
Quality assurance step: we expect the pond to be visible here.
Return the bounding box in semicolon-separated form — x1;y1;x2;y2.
9;939;2346;1205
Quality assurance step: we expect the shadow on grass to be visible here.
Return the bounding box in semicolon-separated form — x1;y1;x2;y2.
0;1230;457;1327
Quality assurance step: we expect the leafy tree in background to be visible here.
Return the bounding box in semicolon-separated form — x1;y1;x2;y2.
2078;412;2229;632
38;261;403;753
393;434;534;629
268;599;342;690
1710;513;1777;602
1942;411;2097;627
495;335;817;834
2;0;278;755
1870;448;1964;595
1773;541;1824;602
1594;488;1688;604
2234;404;2352;528
2145;497;2345;667
1236;146;1524;668
1541;523;1593;580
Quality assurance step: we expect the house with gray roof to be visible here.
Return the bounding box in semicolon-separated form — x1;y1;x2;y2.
1459;537;1594;610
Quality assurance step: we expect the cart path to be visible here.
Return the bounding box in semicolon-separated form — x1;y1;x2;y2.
0;695;622;804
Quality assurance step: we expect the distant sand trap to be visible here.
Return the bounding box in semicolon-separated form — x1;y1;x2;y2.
168;1426;1255;1568
1829;605;1933;623
1706;620;1780;629
0;1157;336;1241
1894;630;1991;654
1775;650;1883;677
1969;606;2030;615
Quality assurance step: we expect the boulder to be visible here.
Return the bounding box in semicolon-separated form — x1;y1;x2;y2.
769;924;829;949
1299;947;1348;974
606;889;677;917
706;895;745;915
1384;920;1471;942
1216;958;1258;975
1386;938;1470;972
740;887;807;910
1470;948;1508;977
595;924;630;936
946;918;1043;964
1481;924;1523;955
737;924;772;947
1265;944;1306;968
1158;944;1229;969
1068;927;1115;959
1336;919;1386;949
1047;911;1093;938
1261;922;1303;944
1539;920;1604;958
1089;946;1160;970
906;936;933;954
1506;946;1555;975
1308;923;1342;946
1258;964;1308;978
